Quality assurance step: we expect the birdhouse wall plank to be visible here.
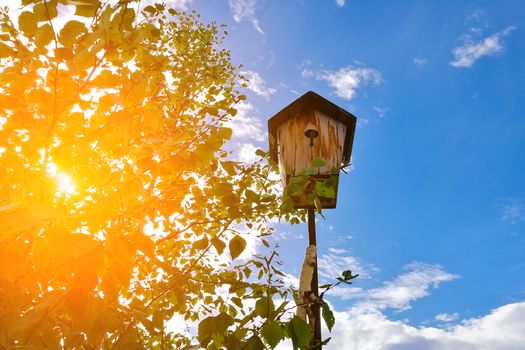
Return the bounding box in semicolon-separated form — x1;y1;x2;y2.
276;109;346;180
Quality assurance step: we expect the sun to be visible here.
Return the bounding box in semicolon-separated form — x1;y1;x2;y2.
55;173;76;196
46;162;77;196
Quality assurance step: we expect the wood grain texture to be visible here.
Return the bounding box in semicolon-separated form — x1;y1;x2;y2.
276;109;346;179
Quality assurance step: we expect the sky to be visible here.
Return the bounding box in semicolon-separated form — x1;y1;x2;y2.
176;0;525;348
6;0;525;348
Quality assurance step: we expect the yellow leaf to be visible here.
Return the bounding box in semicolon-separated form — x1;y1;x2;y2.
33;2;58;22
65;287;88;322
74;48;96;70
31;225;71;270
130;231;155;256
35;24;54;48
1;205;42;237
229;235;246;260
136;156;156;170
0;42;12;58
0;94;19;110
0;250;24;282
29;202;64;221
75;1;101;17
91;69;119;87
59;20;86;47
110;110;132;127
69;234;104;274
18;11;38;35
83;193;120;230
217;127;233;141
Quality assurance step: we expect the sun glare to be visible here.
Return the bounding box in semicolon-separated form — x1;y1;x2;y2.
56;173;76;195
46;162;77;196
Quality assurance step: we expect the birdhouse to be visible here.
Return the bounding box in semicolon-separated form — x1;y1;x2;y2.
268;91;357;209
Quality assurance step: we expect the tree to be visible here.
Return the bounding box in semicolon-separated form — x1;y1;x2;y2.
0;1;352;349
1;0;278;348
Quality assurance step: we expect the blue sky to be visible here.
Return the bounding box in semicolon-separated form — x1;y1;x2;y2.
174;0;525;348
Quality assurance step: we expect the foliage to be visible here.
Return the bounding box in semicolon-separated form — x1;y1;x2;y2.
2;0;268;348
281;158;340;217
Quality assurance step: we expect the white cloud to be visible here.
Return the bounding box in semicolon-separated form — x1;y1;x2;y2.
372;106;388;117
282;273;299;289
158;0;194;10
324;263;522;349
335;0;345;7
328;247;347;254
224;101;266;165
435;312;460;322
303;66;382;100
358;118;369;127
450;27;516;68
356;262;458;312
413;58;427;66
501;197;525;224
237;143;260;163
240;70;276;100
325;302;525;350
318;253;367;281
224;101;265;142
279;260;525;350
228;0;264;34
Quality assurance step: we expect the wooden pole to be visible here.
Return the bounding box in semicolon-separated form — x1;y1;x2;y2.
307;207;322;348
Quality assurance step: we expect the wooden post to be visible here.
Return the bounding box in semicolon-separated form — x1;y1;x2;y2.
308;207;322;348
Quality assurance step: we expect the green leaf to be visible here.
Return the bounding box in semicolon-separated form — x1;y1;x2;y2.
255;148;266;157
18;11;38;35
342;270;358;281
229;235;246;260
285;316;312;349
280;196;294;214
268;133;276;145
312;158;325;168
243;335;265;350
314;196;322;213
322;302;335;332
336;277;354;285
261;321;284;348
289;175;306;185
314;181;335;198
255;297;274;318
197;312;234;347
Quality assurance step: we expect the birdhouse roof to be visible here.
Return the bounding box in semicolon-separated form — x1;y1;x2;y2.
268;91;357;164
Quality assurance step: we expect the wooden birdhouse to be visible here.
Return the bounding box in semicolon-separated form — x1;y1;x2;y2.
268;91;357;209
